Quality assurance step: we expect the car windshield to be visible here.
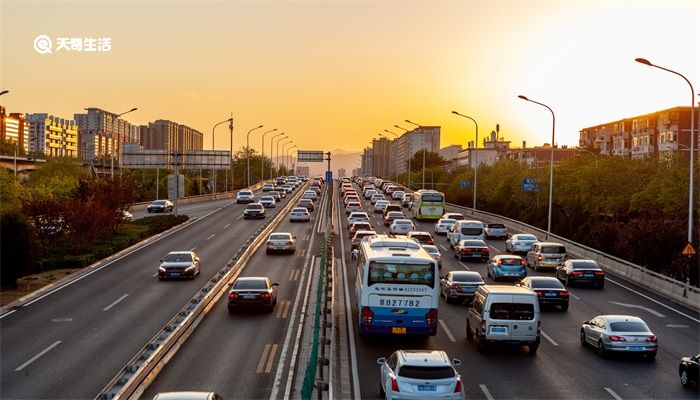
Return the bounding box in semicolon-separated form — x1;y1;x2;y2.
248;204;263;210
233;279;268;289
462;240;485;247
368;262;435;287
292;208;308;213
420;193;444;202
387;212;403;218
398;365;454;379
240;191;252;195
609;321;649;332
440;219;456;225
461;227;483;235
270;234;291;240
164;253;192;262
395;220;412;225
489;303;534;320
571;261;600;270
530;279;564;289
300;200;312;204
261;197;273;201
487;224;505;228
152;200;166;205
422;245;438;253
542;245;565;253
498;258;522;265
516;235;537;241
451;272;483;283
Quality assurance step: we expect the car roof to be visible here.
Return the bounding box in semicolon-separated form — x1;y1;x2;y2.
597;315;646;323
387;211;404;216
166;251;193;255
393;219;413;223
397;350;451;366
460;239;486;245
235;276;269;282
421;245;438;252
526;276;561;283
409;231;431;236
513;234;537;239
292;207;308;212
269;232;292;237
537;242;565;246
493;254;523;260
152;392;218;400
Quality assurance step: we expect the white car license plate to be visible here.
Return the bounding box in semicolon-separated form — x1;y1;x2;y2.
490;326;507;334
544;292;556;297
242;294;256;299
417;385;436;392
170;272;180;276
628;346;644;351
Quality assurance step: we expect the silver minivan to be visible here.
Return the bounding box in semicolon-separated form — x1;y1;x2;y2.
465;285;540;354
526;242;567;271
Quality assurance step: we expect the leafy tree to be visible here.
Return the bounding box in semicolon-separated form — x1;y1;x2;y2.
0;168;29;213
408;151;445;171
27;157;88;200
0;210;38;287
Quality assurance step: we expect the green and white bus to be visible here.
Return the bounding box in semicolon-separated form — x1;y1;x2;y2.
410;190;445;221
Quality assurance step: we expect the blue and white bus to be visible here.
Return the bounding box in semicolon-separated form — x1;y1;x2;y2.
354;235;440;336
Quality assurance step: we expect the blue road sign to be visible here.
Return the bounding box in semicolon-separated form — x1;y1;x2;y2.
460;179;472;189
522;178;541;192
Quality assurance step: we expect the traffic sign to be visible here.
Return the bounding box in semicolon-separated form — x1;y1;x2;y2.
682;242;696;256
460;179;472;189
297;150;324;162
522;177;541;192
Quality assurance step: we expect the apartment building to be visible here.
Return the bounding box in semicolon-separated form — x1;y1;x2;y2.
140;120;204;152
391;126;441;174
372;137;392;179
75;107;134;161
0;107;30;153
25;114;80;158
361;146;373;176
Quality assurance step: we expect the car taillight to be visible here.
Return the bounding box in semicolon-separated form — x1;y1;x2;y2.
391;376;400;392
428;239;434;244
286;241;293;245
465;248;472;252
534;290;543;296
228;293;238;299
595;271;606;276
537;255;542;261
646;336;657;343
361;307;374;324
450;284;461;290
454;379;462;393
571;271;583;276
261;292;271;299
559;291;569;297
520;260;526;266
609;335;627;342
425;308;438;326
497;260;503;266
482;248;489;253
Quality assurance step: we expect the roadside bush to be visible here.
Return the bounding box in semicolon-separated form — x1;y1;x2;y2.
0;211;38;288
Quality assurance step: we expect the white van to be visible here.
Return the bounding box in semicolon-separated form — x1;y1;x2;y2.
448;220;485;247
465;285;541;354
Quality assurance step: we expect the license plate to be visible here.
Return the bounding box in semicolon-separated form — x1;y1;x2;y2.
170;272;180;276
544;292;556;297
471;254;481;257
489;326;507;334
242;295;256;299
417;385;436;392
628;346;645;351
583;274;594;278
462;287;476;293
391;327;406;334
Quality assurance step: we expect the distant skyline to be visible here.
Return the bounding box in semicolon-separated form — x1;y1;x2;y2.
1;1;698;154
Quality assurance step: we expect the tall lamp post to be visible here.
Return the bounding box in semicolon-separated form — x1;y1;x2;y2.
112;107;138;179
0;90;9;96
260;128;277;182
271;134;287;178
405;119;427;189
211;117;233;195
518;95;555;239
287;145;297;173
384;129;400;185
452;111;479;214
636;57;696;249
246;125;264;186
281;141;294;174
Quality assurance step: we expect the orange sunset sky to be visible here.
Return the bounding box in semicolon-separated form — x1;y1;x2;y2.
1;1;698;154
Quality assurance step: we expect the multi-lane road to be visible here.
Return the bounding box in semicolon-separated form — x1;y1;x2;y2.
335;182;699;400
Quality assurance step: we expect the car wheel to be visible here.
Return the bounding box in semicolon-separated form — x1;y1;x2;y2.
528;343;539;355
466;321;474;341
680;368;691;387
580;330;587;346
597;340;607;358
476;334;487;352
266;249;271;255
379;380;386;398
597;281;605;289
267;303;274;313
561;303;569;312
228;307;236;314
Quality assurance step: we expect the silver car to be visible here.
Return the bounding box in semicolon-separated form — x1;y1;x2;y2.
377;350;464;400
259;196;276;208
440;271;484;304
505;234;538;254
389;219;415;235
434;218;456;236
581;315;657;360
265;232;296;254
289;207;311;222
421;244;442;268
158;251;201;280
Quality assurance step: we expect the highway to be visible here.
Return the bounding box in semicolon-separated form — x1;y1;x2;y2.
0;188;298;399
336;183;700;400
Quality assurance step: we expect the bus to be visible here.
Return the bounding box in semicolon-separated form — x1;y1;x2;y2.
410;190;446;221
354;235;440;336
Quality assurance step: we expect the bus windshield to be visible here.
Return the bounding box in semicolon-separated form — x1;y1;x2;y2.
368;262;435;288
420;193;444;203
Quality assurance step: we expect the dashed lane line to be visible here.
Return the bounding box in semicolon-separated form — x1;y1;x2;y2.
206;234;216;240
102;294;129;311
438;319;456;342
540;330;559;346
15;341;62;371
479;384;495;400
604;387;623;400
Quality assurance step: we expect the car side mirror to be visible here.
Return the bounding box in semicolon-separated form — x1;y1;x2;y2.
376;357;386;365
272;282;280;286
293;236;297;239
228;282;233;287
452;359;462;366
583;320;590;325
159;259;163;262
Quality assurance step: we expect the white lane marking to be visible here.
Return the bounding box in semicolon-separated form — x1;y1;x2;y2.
667;324;690;328
604;387;623;400
479;384;495;400
190;247;196;252
438;319;456;342
608;301;666;318
15;341;62;371
0;310;17;320
102;293;129;311
540;330;559;346
568;291;580;300
606;278;698;323
439;244;448;251
236;215;243;220
489;245;499;252
223;223;230;229
206;234;216;240
459;261;470;270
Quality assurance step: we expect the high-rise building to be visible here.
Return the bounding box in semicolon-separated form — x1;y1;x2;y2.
391;126;441;174
0;107;30;153
25;114;80;158
75;107;134;162
337;168;346;178
361;146;373;176
372;137;392;179
140;120;203;152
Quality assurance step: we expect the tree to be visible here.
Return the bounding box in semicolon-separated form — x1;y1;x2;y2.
0;210;38;288
27;157;88;200
408;151;445;171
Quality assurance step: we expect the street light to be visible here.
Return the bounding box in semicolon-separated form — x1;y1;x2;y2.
636;57;696;249
518;95;556;239
276;137;290;176
0;90;9;96
406;119;427;189
281;140;294;174
211;117;233;195
452;110;479;214
384;129;400;184
112;107;138;179
260;128;277;182
246;125;264;186
287;145;297;173
271;134;287;178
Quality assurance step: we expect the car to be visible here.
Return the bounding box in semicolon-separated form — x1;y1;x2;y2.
407;231;435;245
391;190;405;200
389;219;415;235
526;242;567;271
442;212;464;221
384;211;405;226
385;185;397;195
275;177;287;186
505;233;539;254
377;350;464;400
349;221;373;237
448;220;485;246
147;199;174;213
484;223;508;239
351;230;377;250
268;190;283;202
402;194;412;208
580;315;657;360
364;189;377;199
281;184;294;193
297;199;315;212
273;186;287;197
374;200;390;213
370;194;386;204
259;196;276;208
421;244;442;268
516;276;569;311
679;354;700;387
345;201;363;214
243;202;265;219
454;239;489;262
152;392;223;400
262;183;274;192
556;259;606;288
158;251;201;280
434;218;456;235
348;212;370;226
227;277;279;313
440;271;484;304
382;204;403;217
310;185;322;195
302;190;318;201
486;255;527;281
290;207;311;222
236;190;255;204
266;232;296;254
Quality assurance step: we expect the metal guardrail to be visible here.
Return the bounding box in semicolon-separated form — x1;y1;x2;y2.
130;182;267;210
96;181;309;400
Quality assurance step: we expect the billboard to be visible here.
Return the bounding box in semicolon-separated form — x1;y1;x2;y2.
121;150;231;170
183;150;230;170
297;150;324;162
120;150;170;169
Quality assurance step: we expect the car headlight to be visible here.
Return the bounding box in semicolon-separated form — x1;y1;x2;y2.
158;267;166;272
185;265;195;271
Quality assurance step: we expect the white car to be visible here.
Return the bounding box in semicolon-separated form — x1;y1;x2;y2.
505;233;539;254
377;350;464;400
262;183;274;192
236;190;254;204
302;190;318;201
259;196;276;208
389;219;415;235
345;201;363;214
391;190;405;200
347;212;370;226
374;200;390;213
290;207;311;222
370;194;386;204
266;232;296;254
434;218;457;235
364;189;377;199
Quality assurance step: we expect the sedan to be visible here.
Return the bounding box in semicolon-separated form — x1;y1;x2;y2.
349;221;373;238
228;277;279;313
556;259;606;288
407;231;435;245
442;212;464;221
268;190;283;202
517;276;569;311
243;203;265;219
581;315;658;360
440;271;484;304
454;239;489;262
302;190;318;201
290;207;311;222
158;251;201;280
351;230;377;250
679;354;700;387
364;189;377;199
345;201;363;214
391;190;405;200
259;196;276;208
348;212;370;226
374;200;390;213
401;194;412;208
262;183;274;192
484;223;508;239
273;186;287;197
389;219;415;235
147;199;173;213
370;194;386;204
421;245;442;268
266;232;296;254
505;233;539;254
384;211;405;226
486;255;526;281
377;350;464;400
434;218;456;236
297;199;315;212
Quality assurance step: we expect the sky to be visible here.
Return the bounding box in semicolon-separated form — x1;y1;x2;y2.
1;0;699;156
